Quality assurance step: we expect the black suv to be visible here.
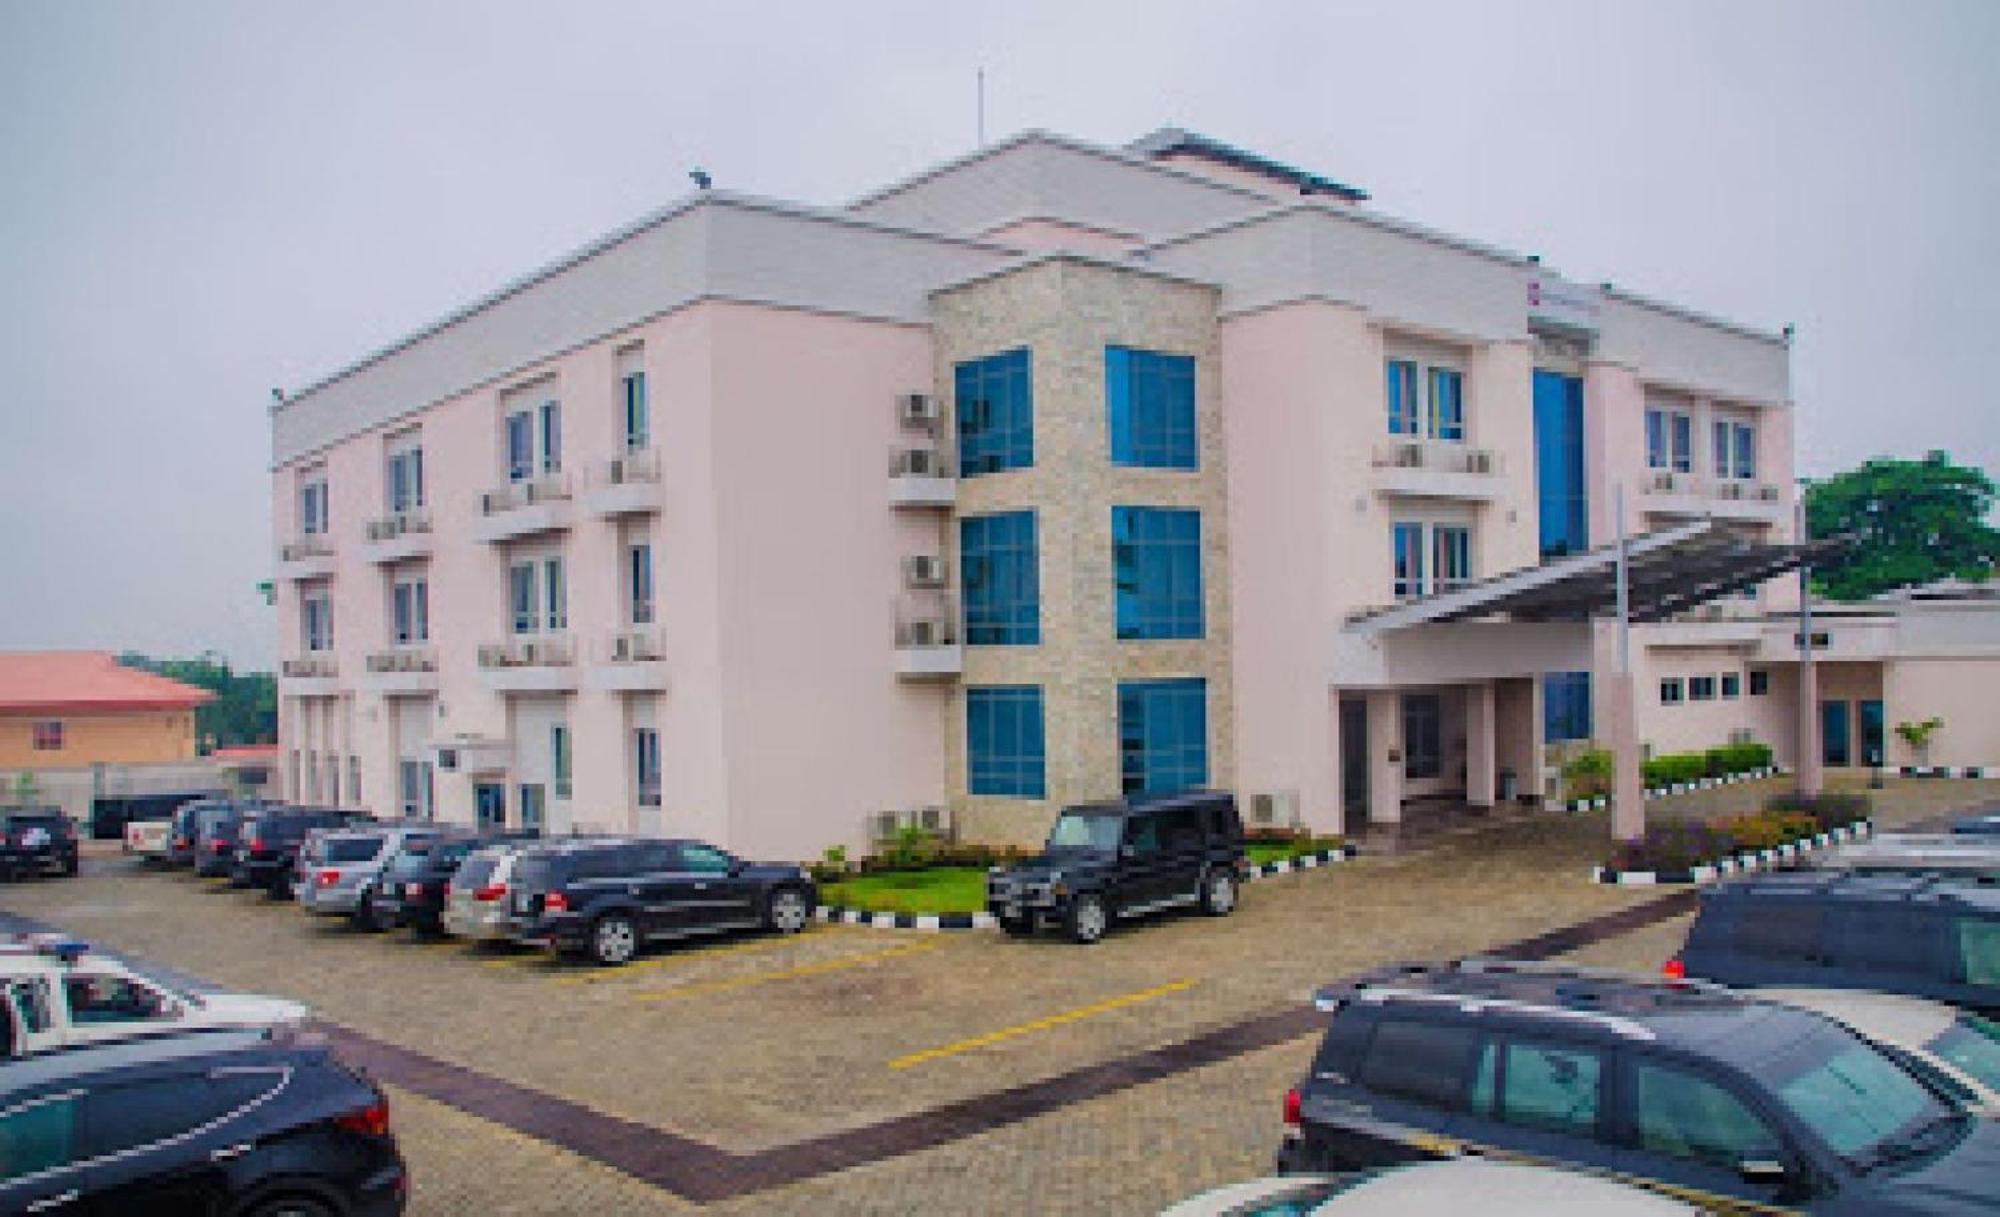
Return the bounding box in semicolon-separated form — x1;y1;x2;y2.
985;790;1245;943
167;799;270;869
231;808;370;896
1673;872;2000;1014
0;1026;406;1215
1281;960;2000;1215
506;838;817;965
0;809;80;879
192;808;246;878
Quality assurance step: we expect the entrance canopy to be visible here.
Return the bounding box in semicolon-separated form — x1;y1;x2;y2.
1347;520;1845;636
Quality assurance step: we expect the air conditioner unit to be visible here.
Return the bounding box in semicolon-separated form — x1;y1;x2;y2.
1394;443;1423;468
917;805;951;835
903;555;947;587
898;393;939;427
612;633;635;662
895;447;943;478
1248;790;1300;828
869;811;901;842
1465;450;1494;474
904;619;944;647
608;457;630;485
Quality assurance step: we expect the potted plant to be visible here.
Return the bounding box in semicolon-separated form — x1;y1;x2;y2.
1894;717;1944;768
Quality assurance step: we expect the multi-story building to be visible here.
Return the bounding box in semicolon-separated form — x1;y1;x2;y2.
269;126;1859;857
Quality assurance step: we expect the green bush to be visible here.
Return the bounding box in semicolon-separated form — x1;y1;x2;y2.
1562;749;1614;801
1641;752;1709;788
1704;742;1774;777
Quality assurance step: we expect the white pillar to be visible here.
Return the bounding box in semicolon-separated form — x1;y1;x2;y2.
1366;691;1404;826
1466;682;1497;809
1604;671;1645;841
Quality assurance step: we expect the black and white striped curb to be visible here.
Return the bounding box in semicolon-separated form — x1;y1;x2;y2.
1590;820;1874;886
1898;765;1999;780
812;845;1360;932
1551;765;1788;814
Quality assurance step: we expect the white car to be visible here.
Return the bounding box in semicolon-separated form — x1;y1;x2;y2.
0;935;308;1056
123;816;173;861
1761;986;2000;1110
1162;1159;1701;1216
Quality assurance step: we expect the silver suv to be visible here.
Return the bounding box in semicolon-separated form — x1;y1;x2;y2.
295;825;446;927
441;841;539;942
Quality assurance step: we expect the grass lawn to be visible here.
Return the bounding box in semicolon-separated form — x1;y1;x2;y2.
819;866;991;916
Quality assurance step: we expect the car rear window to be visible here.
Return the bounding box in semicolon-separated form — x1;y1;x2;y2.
6;815;64;831
454;855;499;890
1356;1020;1481;1111
385;848;433;879
321;837;383;864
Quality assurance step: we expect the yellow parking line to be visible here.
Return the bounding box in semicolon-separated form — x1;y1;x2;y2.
480;952;554;970
631;939;939;1003
547;933;804;987
887;979;1195;1070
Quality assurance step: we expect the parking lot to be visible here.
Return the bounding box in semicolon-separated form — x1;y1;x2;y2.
7;775;1998;1215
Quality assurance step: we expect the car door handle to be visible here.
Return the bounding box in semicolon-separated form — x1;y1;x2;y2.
210;1142;253;1162
27;1191;79;1213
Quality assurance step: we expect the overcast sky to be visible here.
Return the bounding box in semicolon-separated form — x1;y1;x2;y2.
2;0;1994;669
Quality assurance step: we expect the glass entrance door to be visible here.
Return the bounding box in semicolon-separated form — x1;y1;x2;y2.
1859;700;1885;768
518;784;546;835
474;782;506;830
1821;701;1852;767
1340;698;1368;819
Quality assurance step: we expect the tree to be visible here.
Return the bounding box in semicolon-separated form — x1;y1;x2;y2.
1803;451;2000;601
116;652;276;750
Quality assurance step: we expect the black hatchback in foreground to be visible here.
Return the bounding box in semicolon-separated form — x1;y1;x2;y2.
506;838;817;965
985;790;1245;943
0;1026;406;1216
1280;960;2000;1215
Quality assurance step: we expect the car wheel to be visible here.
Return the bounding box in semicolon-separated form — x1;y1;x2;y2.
998;915;1035;937
1199;869;1237;916
764;888;810;934
1064;894;1109;945
590;914;639;966
239;1194;336;1217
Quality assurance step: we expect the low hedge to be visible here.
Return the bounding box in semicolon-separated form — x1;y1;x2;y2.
1640;742;1776;788
810;827;1344;885
1602;793;1870;873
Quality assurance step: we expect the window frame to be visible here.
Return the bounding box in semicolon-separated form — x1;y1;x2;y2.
1749;670;1770;697
626;543;655;626
30;721;62;752
385;443;425;514
1660;678;1685;705
1721;672;1742;699
551;725;572;800
391;576;429;645
955;348;1034;477
1402;693;1443;780
1385;359;1420;437
621;370;649;453
1117;677;1209;796
1428;366;1465;441
960;511;1040;646
966;685;1047;798
1105;346;1198;470
1112;506;1204;641
634;728;662;808
1689;675;1717;701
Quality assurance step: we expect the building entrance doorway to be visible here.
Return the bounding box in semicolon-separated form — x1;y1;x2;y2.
1821;701;1852;767
1339;697;1368;822
475;782;506;830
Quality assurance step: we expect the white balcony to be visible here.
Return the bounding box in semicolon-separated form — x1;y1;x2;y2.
361;646;439;695
476;635;578;693
584;449;665;518
472;474;574;543
279;654;339;697
1641;472;1785;526
889;445;955;509
894;605;961;679
585;629;668;692
1370;441;1504;502
277;534;336;581
360;511;433;564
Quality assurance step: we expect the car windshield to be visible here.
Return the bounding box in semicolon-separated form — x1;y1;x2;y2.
1925;1014;2000;1095
1046;811;1122;853
1759;1027;1957;1167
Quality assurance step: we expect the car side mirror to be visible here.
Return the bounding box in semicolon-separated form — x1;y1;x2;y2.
1737;1157;1788;1184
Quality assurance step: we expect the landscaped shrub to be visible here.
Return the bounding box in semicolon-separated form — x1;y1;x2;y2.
1602;803;1859;873
1562;749;1613;801
1704;741;1775;777
1764;791;1872;832
1641;752;1710;788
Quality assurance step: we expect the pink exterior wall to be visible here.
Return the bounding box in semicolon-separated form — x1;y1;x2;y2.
1585;363;1648;545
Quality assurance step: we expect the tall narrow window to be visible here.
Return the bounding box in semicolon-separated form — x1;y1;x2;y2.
1105;346;1197;469
505;412;535;482
627;543;655;625
299;477;328;535
347;757;361;805
1403;694;1442;779
508;563;538;635
634;728;662;807
399;760;422;818
1671;414;1692;472
386;445;424;513
966;686;1047;797
1112;507;1203;640
1385;360;1419;436
537;401;562;474
302;591;334;651
551;725;572;799
1433;526;1471;591
1733;423;1756;480
1646;409;1667;470
1713;420;1732;480
1544;672;1592;743
622;370;649;452
542;556;567;630
960;511;1039;645
1118;678;1208;795
955;349;1033;476
1428;368;1464;441
1392;522;1426;599
391;577;429;645
1533;370;1588;558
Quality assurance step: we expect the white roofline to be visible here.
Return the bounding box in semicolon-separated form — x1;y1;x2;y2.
929;249;1221;299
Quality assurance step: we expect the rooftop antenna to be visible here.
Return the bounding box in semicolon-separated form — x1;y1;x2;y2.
977;68;986;146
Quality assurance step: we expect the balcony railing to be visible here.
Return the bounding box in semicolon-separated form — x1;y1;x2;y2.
480;473;571;515
1371;440;1501;476
365;510;432;541
601;448;660;487
1642;472;1782;504
280;534;334;562
281;655;337;679
476;635;576;668
605;629;663;663
364;646;437;674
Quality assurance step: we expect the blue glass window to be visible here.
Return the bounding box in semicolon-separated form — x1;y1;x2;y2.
1734;423;1756;480
1649;409;1693;473
505;412;535;482
1533;370;1587;558
1428;368;1464;441
622;372;649;452
1113;507;1203;640
955;349;1033;476
1118;678;1208;795
1106;346;1197;469
967;686;1046;797
1393;522;1425;598
960;512;1039;645
1433;526;1471;590
1386;360;1419;436
1544;672;1592;743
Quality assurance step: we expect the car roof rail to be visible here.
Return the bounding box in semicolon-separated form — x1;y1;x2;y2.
1342;985;1660;1041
